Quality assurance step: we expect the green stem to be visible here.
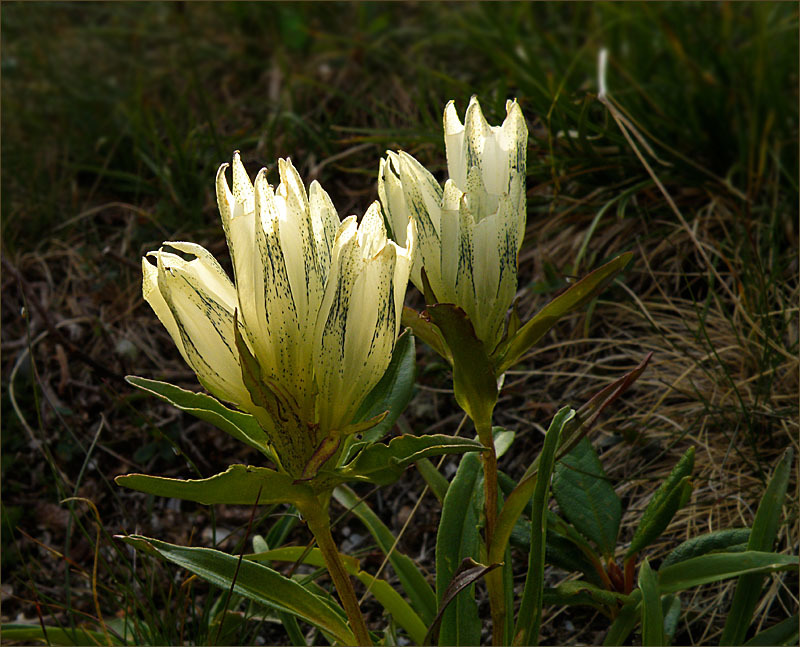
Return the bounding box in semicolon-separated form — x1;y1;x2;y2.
475;413;506;646
301;495;372;646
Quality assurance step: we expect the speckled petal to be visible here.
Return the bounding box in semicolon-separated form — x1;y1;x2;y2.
379;152;423;288
397;152;443;296
313;209;402;431
150;246;253;409
216;158;258;357
142;256;186;360
313;216;362;430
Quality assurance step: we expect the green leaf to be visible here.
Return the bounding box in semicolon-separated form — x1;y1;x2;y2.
248;546;427;645
337;433;484;486
662;594;681;646
626;447;695;558
402;306;452;362
603;592;642;646
541;531;605;587
436;452;483;646
118;535;356;645
542;580;631;611
416;457;450;504
425;304;498;435
351;330;416;446
514;405;568;645
126;376;275;461
661;528;751;569
425;558;500;646
657;551;798;594
552;437;621;558
332;485;437;625
639;558;664;646
720;448;793;646
497;252;633;373
493;427;516;458
742;614;799;646
491;409;576;574
0;624;122;646
115;464;315;507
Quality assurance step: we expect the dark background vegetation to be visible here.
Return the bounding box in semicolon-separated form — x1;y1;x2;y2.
2;2;797;645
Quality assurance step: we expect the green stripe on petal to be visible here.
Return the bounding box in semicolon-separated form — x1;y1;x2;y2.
154;248;252;409
398;152;443;296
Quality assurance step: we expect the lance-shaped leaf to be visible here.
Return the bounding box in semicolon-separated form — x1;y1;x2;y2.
742;614;799;646
425;303;497;436
552;436;621;559
491;408;575;574
401;306;452;362
118;535;356;645
115;464;315;507
248;546;427;645
514;405;568;646
720;447;793;646
660;528;750;569
663;594;682;646
492;354;650;575
657;551;798;594
337;434;484;486
626;447;695;558
543;580;631;611
126;376;275;462
436;452;483;646
425;558;501;646
603;591;642;646
639;558;665;647
496;251;633;373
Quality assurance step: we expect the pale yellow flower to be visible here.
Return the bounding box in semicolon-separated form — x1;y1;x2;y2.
379;97;527;352
143;153;414;476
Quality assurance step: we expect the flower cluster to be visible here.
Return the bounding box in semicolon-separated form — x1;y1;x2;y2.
142;97;527;477
143;154;414;477
379;97;528;352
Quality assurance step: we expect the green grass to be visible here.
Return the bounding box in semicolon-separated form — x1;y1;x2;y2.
2;2;797;644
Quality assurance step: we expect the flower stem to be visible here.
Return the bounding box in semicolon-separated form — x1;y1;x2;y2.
475;414;506;646
302;496;372;646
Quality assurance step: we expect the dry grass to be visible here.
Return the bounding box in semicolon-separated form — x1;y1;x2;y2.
2;3;797;644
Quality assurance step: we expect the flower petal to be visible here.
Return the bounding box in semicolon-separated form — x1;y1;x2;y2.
313;211;401;431
444;99;467;188
217;158;258;354
149;246;253;409
397;152;443;296
142;256;186;360
308;179;340;277
379;152;423;289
